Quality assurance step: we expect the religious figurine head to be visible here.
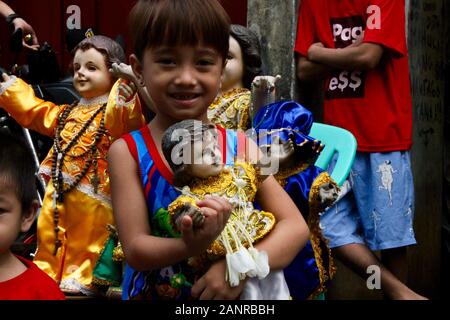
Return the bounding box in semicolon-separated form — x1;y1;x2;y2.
71;35;126;99
222;24;262;92
162;120;224;187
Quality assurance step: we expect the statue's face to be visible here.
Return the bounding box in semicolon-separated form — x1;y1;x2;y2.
188;130;223;179
73;48;113;99
222;36;244;92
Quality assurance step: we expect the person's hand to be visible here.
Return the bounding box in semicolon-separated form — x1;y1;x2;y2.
178;195;231;257
191;259;246;300
307;42;325;61
117;79;137;104
13;18;39;50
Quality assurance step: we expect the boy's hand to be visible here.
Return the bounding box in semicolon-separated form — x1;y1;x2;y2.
179;195;231;257
117;79;137;104
191;259;246;300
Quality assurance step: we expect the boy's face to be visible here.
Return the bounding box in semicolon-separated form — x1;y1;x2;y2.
222;36;244;92
133;44;224;123
0;180;33;256
73;48;114;99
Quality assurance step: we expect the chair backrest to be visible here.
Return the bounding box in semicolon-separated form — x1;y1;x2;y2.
309;122;357;186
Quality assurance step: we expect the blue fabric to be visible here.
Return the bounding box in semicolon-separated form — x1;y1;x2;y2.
320;151;417;251
252;100;325;299
253;100;317;147
253;100;314;134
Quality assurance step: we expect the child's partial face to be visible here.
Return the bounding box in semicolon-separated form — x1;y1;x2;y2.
0;180;24;256
73;48;114;99
222;36;244;92
136;44;224;123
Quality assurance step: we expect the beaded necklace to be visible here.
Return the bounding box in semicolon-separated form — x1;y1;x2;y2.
50;101;107;254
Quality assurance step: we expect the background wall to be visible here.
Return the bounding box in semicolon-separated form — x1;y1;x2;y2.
0;0;247;74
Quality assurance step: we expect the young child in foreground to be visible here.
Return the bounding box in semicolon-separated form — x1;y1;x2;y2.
108;0;308;300
0;131;65;300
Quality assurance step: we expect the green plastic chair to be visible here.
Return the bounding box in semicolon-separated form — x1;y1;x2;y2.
309;122;357;187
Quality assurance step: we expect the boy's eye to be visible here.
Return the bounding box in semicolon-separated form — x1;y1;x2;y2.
197;59;214;67
157;58;176;65
227;54;233;60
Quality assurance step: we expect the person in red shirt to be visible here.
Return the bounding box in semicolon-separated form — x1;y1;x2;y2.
295;0;426;299
0;131;64;300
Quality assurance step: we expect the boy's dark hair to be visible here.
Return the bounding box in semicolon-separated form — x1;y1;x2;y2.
0;131;37;212
162;120;216;187
129;0;230;62
230;24;262;90
72;35;126;72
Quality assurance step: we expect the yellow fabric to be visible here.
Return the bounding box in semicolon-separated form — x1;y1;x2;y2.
208;88;251;130
168;162;275;257
35;184;114;288
0;77;146;290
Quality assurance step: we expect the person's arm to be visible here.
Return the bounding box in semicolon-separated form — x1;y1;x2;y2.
296;55;334;82
307;41;384;71
0;1;39;50
0;1;14;16
253;176;309;269
247;137;309;268
108;139;232;271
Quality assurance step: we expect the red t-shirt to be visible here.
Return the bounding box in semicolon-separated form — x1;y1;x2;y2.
295;0;412;152
0;255;65;300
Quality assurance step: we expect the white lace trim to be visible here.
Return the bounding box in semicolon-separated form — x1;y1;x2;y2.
79;94;109;107
39;166;112;208
0;75;17;95
60;278;97;296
